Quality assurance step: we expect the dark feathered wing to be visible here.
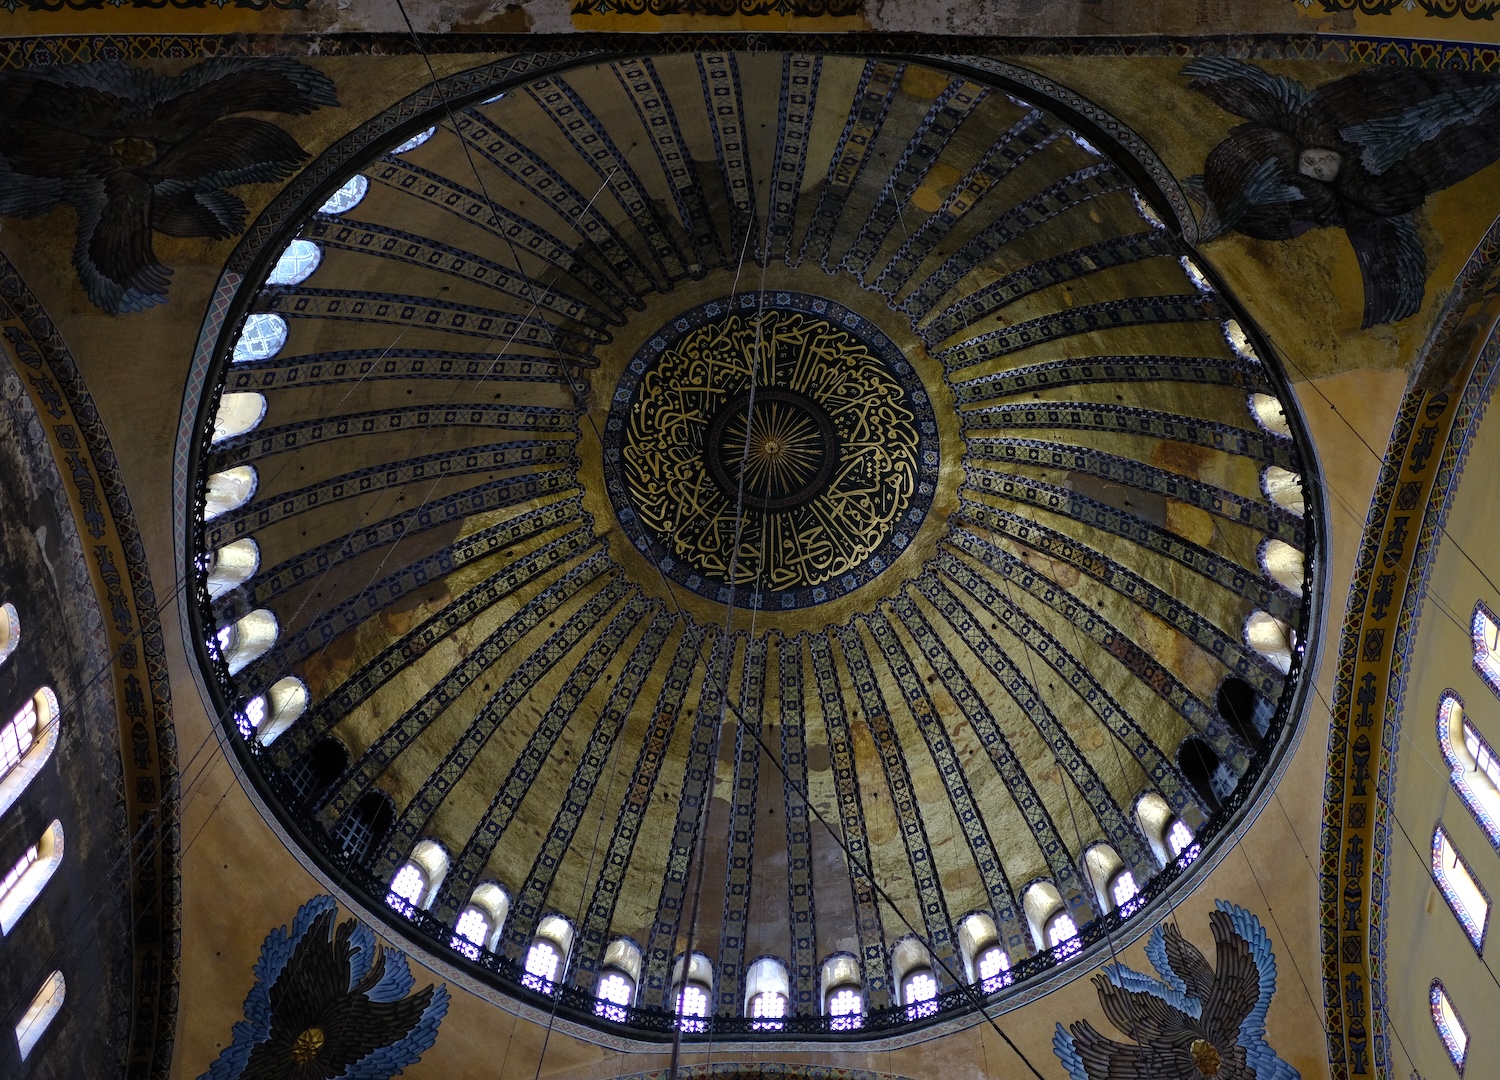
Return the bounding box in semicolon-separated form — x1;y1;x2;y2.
1181;57;1314;131
1160;920;1216;1003
66;170;171;313
1200;909;1263;1047
1347;212;1426;327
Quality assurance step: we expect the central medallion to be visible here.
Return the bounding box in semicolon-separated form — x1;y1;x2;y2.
604;292;937;610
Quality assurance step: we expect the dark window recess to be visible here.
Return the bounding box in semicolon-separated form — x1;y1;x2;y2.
1216;677;1275;751
285;737;349;806
332;791;395;864
1178;737;1239;815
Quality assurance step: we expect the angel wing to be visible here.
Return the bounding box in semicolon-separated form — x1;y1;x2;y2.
1181;58;1314;131
1347;213;1426;328
1213;901;1301;1080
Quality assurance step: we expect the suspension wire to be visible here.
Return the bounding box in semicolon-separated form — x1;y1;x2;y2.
666;159;768;1080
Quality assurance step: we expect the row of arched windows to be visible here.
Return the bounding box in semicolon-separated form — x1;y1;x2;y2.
0;603;68;1062
372;789;1199;1027
1420;602;1500;1075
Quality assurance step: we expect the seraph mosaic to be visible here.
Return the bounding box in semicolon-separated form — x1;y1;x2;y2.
0;57;336;314
1053;901;1300;1080
1182;58;1500;328
199;895;448;1080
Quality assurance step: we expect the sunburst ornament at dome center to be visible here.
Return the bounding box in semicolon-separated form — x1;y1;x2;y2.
604;292;938;609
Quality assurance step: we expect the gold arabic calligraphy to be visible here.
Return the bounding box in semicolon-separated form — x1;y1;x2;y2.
622;310;919;593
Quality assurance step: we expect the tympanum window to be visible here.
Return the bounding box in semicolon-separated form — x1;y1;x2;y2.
1431;980;1468;1074
1437;692;1500;849
0;687;59;818
0;820;62;934
1432;825;1488;951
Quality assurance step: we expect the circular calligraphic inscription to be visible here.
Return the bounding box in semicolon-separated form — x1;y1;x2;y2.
604;292;938;609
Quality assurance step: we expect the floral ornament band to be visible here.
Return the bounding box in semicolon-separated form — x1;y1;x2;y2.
0;57;337;314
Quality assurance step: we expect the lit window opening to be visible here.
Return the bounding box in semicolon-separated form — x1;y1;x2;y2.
595;970;635;1023
522;915;573;995
1431;980;1468;1074
202;465;258;521
827;986;863;1031
318;174;369;216
449;883;509;960
1438;693;1500;849
15;970;63;1061
976;945;1011;993
1432;826;1489;951
744;955;790;1031
1248;393;1292;438
593;937;641;1022
0;687;60;819
211;392;268;445
1110;870;1139;912
1262;465;1305;517
0;820;63;935
902;968;939;1020
0;604;18;667
231;313;287;364
390;126;436;155
266;239;322;286
1167;819;1196;858
1045;910;1080;957
385;840;447;918
672;951;713;1033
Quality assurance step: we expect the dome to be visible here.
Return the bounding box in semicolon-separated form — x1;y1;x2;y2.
187;50;1321;1041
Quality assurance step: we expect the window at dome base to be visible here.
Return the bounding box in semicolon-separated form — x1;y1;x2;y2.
522;915;573;995
1473;602;1500;699
0;604;18;668
594;937;641;1021
317;174;368;215
450;883;509;960
744;956;790;1030
0;820;62;934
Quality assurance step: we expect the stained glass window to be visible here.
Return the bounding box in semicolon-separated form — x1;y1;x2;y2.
827;985;863;1031
318;175;369;216
390;126;436;155
595;971;634;1022
386;863;425;916
1046;910;1080;958
1167;819;1196;857
1110;870;1139;911
976;945;1011;993
676;983;709;1032
524;939;560;992
266;239;322;286
231;313;287;364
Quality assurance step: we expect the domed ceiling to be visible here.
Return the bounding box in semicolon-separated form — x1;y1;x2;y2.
187;51;1321;1040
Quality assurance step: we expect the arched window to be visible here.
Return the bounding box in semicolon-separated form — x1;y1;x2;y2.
266;239;322;286
1431;980;1468;1074
1167;818;1196;859
1178;736;1236;815
210;392;267;445
332;791;394;865
744;956;789;1030
206;538;260;600
0;820;62;934
318;174;369;216
1432;825;1488;951
1134;792;1183;867
14;970;63;1061
1438;692;1500;848
594;937;642;1022
1259;539;1305;596
1023;881;1080;958
0;687;60;818
287;737;348;807
891;937;939;1020
202;465;257;520
215;608;278;676
1472;602;1500;699
821;953;863;1031
232;313;288;364
1222;318;1258;361
523;914;573;994
451;882;510;960
672;951;713;1032
1248;393;1292;438
0;603;19;667
390;126;436;155
386;839;448;916
1083;843;1138;916
1262;465;1305;517
1179;255;1212;294
1245;610;1295;675
248;677;309;746
956;912;1011;992
1217;676;1275;752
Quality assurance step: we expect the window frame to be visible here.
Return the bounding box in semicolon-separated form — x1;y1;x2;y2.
1432;823;1489;953
1431;979;1468;1075
1437;691;1500;852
